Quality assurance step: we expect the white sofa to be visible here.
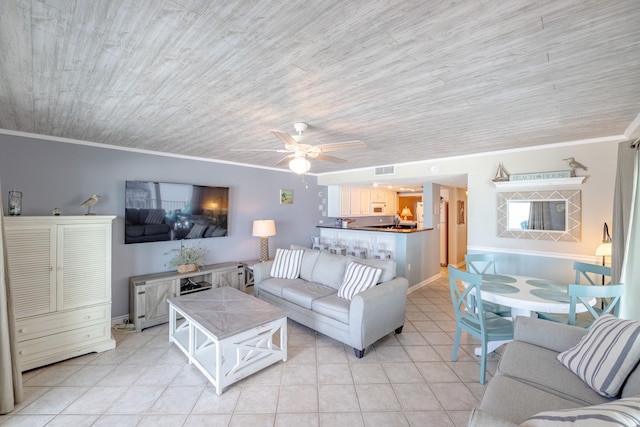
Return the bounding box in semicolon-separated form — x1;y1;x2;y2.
253;247;409;358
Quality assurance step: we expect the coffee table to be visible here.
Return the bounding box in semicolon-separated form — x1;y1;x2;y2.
168;286;287;395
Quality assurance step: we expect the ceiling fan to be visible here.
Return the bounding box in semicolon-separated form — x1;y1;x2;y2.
233;122;365;174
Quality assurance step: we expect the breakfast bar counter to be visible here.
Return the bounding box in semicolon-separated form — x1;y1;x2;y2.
316;225;435;288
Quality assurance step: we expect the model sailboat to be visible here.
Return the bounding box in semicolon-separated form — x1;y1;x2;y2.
493;163;510;182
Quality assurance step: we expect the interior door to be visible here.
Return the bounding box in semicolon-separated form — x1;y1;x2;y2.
440;201;448;266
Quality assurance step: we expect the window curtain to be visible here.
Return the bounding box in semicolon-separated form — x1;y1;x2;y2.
613;140;640;320
0;180;23;414
527;202;551;230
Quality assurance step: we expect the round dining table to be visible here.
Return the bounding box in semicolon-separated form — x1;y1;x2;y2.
465;273;596;355
474;273;595;318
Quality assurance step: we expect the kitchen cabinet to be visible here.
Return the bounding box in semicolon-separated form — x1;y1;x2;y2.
5;216;116;371
129;262;245;332
328;185;398;217
385;190;398;214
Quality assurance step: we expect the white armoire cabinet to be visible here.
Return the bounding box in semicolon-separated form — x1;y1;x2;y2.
4;216;116;371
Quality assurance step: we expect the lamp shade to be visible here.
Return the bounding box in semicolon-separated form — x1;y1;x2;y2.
595;242;612;257
400;207;412;218
253;220;276;237
289;156;311;174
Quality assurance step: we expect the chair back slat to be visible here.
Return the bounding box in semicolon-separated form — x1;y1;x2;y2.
465;253;497;275
573;261;611;286
449;266;486;332
567;283;624;326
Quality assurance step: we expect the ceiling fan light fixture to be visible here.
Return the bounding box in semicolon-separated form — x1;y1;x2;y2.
289;156;311;174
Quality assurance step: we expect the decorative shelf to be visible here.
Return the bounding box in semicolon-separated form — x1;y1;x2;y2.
493;176;585;188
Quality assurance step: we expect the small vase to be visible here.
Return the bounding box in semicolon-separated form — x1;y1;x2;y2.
177;263;197;273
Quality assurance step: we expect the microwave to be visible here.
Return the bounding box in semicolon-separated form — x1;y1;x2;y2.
371;201;386;215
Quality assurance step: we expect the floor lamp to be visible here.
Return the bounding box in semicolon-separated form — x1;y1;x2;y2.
595;222;612;286
253;220;276;262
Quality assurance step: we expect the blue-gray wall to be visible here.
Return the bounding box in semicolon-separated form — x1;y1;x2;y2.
0;133;323;317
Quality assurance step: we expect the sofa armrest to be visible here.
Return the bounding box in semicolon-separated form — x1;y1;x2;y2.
349;277;409;349
253;261;274;286
513;316;588;353
467;409;519;427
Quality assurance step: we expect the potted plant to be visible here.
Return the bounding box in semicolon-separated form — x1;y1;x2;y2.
166;242;208;273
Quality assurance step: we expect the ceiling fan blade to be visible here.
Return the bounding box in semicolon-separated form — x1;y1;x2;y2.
270;130;300;150
230;148;290;153
275;154;295;166
315;140;365;152
314;153;347;163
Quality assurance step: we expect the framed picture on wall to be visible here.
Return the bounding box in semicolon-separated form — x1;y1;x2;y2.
280;189;293;204
457;200;465;224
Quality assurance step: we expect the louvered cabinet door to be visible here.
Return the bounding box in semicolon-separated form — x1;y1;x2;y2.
4;223;57;318
58;222;111;310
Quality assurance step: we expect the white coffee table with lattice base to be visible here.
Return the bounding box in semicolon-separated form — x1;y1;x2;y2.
168;286;287;395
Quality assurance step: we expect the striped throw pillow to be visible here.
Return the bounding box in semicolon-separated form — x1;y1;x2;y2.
337;262;382;300
270;249;304;279
521;396;640;426
557;315;640;398
144;209;165;224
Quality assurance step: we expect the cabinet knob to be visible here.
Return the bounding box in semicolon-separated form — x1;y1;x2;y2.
18;328;24;333
84;315;91;320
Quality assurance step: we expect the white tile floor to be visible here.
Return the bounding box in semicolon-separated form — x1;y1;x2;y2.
0;271;501;427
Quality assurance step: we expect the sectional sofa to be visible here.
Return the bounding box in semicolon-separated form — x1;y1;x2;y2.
469;315;640;426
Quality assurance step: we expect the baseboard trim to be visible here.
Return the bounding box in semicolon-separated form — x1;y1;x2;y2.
408;272;442;293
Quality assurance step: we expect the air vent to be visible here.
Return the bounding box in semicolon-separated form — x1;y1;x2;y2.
374;165;395;176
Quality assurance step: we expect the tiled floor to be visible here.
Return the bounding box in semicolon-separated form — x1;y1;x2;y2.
0;271;500;427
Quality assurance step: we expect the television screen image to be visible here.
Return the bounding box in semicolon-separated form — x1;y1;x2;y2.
125;181;229;244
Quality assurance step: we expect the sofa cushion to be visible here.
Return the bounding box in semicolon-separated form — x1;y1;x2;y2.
185;223;208;239
337;262;382;300
258;277;306;298
478;375;593;425
310;251;350;290
557;315;640;398
270;248;304;279
281;282;336;309
312;294;350;324
143;224;170;236
347;256;396;283
498;341;610;406
125;225;145;237
521;396;640;426
144;208;166;224
287;244;321;281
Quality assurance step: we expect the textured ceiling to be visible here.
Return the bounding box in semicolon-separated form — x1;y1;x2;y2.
0;0;639;174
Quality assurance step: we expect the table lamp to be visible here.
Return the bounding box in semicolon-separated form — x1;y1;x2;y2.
253;220;276;262
400;206;412;221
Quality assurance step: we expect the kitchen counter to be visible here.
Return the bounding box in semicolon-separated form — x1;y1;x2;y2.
317;225;432;233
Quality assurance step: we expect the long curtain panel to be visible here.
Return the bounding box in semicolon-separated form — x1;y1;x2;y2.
0;181;23;414
613;141;640;320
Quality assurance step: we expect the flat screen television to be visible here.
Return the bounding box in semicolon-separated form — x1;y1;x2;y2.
125;180;229;244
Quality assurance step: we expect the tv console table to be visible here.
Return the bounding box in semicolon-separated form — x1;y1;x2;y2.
168;287;287;395
129;262;245;332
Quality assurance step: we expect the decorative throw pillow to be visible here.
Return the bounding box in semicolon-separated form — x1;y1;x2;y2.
144;209;165;224
521;396;640;426
270;248;304;279
557;314;640;398
337;262;382;300
185;223;207;239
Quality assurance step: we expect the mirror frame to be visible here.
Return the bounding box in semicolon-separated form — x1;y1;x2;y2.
497;190;581;241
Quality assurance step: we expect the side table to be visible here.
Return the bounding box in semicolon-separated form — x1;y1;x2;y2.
241;259;262;290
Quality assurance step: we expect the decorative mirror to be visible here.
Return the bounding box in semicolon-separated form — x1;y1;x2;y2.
497;190;581;241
